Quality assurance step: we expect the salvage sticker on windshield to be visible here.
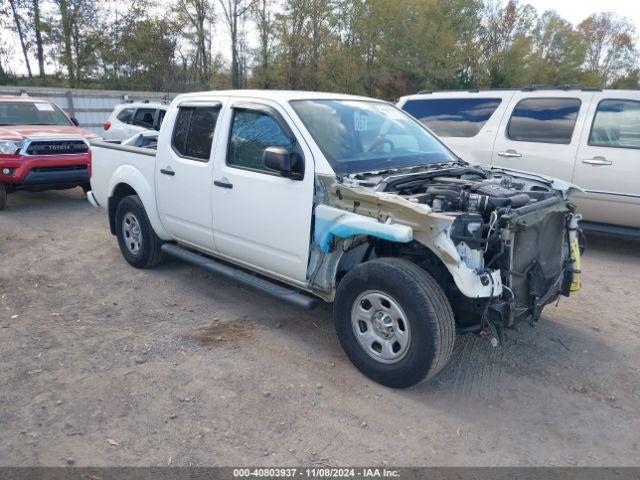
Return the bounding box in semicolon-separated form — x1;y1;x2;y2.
35;103;55;111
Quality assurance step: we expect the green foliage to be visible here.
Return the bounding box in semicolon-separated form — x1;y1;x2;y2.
1;0;639;93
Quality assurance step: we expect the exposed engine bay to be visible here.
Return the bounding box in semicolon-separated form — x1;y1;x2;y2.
321;164;583;343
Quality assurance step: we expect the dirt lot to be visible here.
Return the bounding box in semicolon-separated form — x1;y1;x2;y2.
1;188;639;467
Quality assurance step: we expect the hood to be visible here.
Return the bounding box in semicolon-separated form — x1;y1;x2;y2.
0;125;98;141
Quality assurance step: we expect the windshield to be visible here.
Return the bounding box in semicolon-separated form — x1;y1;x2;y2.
290;99;458;175
0;101;72;126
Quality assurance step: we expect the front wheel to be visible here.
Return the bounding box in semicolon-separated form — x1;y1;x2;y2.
333;258;455;388
115;195;165;268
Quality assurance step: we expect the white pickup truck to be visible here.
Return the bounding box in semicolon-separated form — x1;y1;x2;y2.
88;90;582;388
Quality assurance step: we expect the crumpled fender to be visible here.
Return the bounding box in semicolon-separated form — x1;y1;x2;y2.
108;164;171;240
315;175;502;299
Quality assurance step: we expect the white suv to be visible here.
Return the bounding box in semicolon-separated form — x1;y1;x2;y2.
102;102;167;142
398;88;640;234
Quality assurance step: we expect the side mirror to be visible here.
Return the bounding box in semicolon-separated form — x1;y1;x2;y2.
263;146;302;179
70;116;80;126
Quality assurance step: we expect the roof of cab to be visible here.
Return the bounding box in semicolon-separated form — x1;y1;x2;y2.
173;89;384;103
399;86;640;102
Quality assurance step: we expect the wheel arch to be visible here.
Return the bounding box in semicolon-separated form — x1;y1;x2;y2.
334;237;488;327
106;165;170;239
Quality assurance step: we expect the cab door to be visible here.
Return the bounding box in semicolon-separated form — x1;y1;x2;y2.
491;92;593;181
156;99;225;251
210;99;314;284
571;93;640;228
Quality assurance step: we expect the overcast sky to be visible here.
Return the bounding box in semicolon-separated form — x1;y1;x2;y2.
3;0;640;76
525;0;640;28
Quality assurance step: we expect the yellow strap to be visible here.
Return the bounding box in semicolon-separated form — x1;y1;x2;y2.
570;239;582;292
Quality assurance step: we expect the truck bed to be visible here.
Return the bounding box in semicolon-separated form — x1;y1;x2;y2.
89;140;157;208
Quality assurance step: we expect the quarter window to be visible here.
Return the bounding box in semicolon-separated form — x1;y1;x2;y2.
116;108;135;124
171;106;220;161
133;108;156;128
402;98;502;137
507;98;581;144
589;99;640;149
228;109;293;172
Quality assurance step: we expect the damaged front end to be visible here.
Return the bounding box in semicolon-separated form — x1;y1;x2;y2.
308;164;583;343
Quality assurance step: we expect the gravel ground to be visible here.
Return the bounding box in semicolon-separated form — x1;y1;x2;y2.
1;188;639;467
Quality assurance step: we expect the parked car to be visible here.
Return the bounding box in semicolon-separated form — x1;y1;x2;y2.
398;87;640;235
102;102;167;142
87;90;582;388
0;95;99;210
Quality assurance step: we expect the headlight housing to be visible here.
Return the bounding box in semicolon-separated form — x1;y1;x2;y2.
0;140;22;155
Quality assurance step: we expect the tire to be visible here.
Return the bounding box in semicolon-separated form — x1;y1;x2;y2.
333;257;455;388
0;183;6;211
81;183;91;194
115;195;165;268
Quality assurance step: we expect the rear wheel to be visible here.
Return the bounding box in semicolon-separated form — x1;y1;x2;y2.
0;183;7;211
333;258;455;388
115;195;165;268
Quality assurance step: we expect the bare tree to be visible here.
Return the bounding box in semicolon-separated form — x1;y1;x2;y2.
33;0;45;77
8;0;33;77
218;0;254;88
578;12;638;86
252;0;274;88
176;0;215;87
54;0;75;86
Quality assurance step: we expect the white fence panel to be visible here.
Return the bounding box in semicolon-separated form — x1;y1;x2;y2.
0;86;177;135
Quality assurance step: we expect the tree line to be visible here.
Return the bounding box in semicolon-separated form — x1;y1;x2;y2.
1;0;638;99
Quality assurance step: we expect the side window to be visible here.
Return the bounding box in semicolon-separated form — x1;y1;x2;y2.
402;98;502;137
116;108;135;124
589;99;640;149
507;98;581;144
171;106;221;162
227;109;293;172
133;108;156;128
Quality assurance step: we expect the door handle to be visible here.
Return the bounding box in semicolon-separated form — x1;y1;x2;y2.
160;167;175;176
582;157;612;166
214;180;233;189
497;150;522;158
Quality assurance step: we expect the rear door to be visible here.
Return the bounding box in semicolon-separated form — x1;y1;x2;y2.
571;93;640;228
210;98;314;284
156;99;224;251
491;92;593;181
400;92;511;165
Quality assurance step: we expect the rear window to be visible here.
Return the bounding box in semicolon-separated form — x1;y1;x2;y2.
0;101;71;126
402;98;502;137
171;106;221;161
507;98;581;144
116;108;135;124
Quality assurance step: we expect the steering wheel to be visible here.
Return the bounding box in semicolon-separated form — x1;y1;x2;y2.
367;138;395;153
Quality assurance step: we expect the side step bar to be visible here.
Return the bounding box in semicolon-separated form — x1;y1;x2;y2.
161;243;318;310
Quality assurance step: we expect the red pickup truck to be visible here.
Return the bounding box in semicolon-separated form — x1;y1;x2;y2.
0;95;99;210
